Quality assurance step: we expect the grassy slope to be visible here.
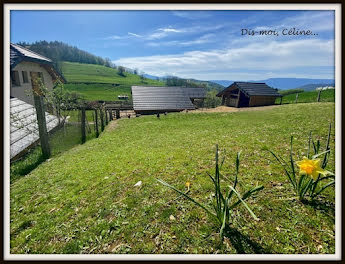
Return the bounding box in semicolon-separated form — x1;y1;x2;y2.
61;62;165;101
277;89;335;104
10;103;335;254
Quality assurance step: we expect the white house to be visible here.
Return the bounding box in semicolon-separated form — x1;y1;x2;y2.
10;43;65;104
10;43;65;160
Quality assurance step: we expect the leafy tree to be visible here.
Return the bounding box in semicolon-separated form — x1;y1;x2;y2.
45;80;84;125
204;89;222;108
118;66;126;76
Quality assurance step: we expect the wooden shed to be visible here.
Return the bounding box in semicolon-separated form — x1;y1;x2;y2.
216;82;282;107
131;86;206;114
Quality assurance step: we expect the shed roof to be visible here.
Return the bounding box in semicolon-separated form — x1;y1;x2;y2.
10;97;59;160
131;86;206;111
217;82;282;97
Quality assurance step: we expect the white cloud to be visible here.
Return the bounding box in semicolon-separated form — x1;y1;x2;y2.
128;32;142;37
105;24;225;42
104;35;126;40
147;33;216;47
114;38;334;80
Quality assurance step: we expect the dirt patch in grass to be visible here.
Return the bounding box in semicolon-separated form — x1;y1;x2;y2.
105;120;119;132
193;105;282;113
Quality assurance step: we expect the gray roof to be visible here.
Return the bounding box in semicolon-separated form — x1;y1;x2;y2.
10;97;59;159
10;43;53;69
131;86;206;112
217;82;282;97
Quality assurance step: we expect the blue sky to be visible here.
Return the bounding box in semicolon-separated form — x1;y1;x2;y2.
11;10;335;80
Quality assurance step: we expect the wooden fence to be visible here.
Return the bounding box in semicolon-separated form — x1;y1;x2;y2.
79;102;133;144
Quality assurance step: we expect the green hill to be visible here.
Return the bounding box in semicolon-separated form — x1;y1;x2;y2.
61;62;165;101
277;89;335;104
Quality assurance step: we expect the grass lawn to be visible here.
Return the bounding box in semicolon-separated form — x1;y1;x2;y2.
10;103;335;254
63;109;96;123
277;89;335;104
64;83;133;102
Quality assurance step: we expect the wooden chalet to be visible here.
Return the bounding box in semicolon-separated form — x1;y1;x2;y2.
216;82;282;107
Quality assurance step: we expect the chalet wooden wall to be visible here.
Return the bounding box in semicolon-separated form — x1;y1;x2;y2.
249;96;277;107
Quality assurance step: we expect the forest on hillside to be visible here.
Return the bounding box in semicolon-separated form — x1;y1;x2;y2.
17;41;114;68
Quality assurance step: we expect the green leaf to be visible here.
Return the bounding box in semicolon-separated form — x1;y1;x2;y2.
227;185;259;220
312;181;335;197
156;179;218;221
312;149;330;159
300;178;313;199
289;136;297;187
269;150;296;190
307;131;312;159
229;185;264;210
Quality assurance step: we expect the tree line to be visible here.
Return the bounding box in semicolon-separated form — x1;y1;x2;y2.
17;41;114;68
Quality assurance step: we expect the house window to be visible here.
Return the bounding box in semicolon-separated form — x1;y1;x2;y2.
11;71;20;86
22;71;29;83
38;72;44;85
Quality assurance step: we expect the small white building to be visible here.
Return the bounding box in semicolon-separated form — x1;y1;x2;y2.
10;43;65;104
10;43;65;160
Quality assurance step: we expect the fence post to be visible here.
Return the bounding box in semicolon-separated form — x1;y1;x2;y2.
100;108;104;131
317;90;322;102
81;107;86;144
33;94;51;158
295;93;299;103
105;109;108;125
116;109;120;119
94;109;99;138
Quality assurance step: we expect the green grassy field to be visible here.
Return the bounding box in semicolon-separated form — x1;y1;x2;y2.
10;103;335;254
64;83;133;102
277;89;335;104
61;62;164;101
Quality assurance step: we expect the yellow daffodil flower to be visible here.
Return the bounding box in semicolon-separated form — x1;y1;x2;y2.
185;181;191;190
296;157;329;180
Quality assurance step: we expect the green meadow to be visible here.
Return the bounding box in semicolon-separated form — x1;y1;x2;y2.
61;62;164;101
10;103;335;254
278;89;335;104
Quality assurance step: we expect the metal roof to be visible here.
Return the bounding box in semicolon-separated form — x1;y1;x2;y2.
10;97;59;160
10;43;53;69
131;86;206;111
10;43;66;83
217;82;282;97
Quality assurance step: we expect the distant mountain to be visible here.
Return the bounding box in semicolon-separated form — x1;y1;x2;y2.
210;78;335;90
209;80;234;87
143;73;161;80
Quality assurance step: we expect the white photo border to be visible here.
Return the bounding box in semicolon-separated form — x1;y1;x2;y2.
3;3;342;261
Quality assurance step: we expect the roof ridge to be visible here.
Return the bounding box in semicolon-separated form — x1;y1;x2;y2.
11;43;52;62
236;81;267;84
